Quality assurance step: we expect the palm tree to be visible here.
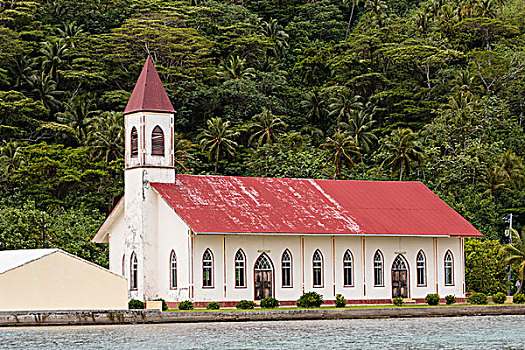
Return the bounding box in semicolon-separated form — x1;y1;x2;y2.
86;112;124;162
259;18;289;59
26;71;63;111
301;88;327;125
498;150;524;189
198;117;239;174
328;89;363;124
365;0;388;27
322;130;360;178
217;56;256;81
8;55;34;91
55;21;85;48
501;228;525;293
248;108;287;147
56;93;100;141
381;128;424;181
339;109;377;156
174;132;194;171
0;141;25;179
40;39;70;83
344;0;361;40
478;166;511;197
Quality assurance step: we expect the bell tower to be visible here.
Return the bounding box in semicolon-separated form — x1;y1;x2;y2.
122;57;176;301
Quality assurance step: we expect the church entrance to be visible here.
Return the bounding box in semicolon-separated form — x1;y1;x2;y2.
254;253;273;300
392;255;409;298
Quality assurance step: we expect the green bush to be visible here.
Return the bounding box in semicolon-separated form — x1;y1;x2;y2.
467;292;488;305
206;302;220;310
128;299;144;309
492;292;507;304
393;297;404;306
335;294;347;308
236;300;255;309
513;293;525;304
425;294;440;306
178;300;194;310
260;297;280;309
153;298;168;311
296;292;323;308
445;295;456;305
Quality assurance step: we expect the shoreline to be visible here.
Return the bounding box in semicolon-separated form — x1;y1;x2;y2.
1;305;525;327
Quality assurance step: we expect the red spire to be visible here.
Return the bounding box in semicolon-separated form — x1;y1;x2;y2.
123;57;175;115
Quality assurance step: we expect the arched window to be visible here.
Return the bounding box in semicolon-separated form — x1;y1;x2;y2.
281;249;292;287
444;250;454;286
343;250;354;287
170;251;177;289
131;127;138;158
235;249;246;288
122;254;125;276
313;250;323;287
151;125;164;156
416;250;426;286
374;250;384;286
203;249;214;287
130;252;138;290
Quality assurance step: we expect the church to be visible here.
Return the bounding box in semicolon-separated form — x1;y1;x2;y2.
92;57;482;307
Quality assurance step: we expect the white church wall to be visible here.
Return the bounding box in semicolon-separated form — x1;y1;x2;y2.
333;236;364;300
108;208;126;276
303;236;334;299
143;112;174;168
156;195;191;302
436;237;463;298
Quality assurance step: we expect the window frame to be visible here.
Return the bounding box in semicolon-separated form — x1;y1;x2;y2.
312;249;324;288
416;250;427;287
122;254;125;277
130;252;138;291
170;250;177;290
444;250;454;286
235;249;247;288
281;249;293;288
202;248;214;288
343;249;354;287
373;250;384;287
130;127;138;158
151;125;165;156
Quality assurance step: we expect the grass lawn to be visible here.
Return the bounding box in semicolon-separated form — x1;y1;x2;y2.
164;302;510;312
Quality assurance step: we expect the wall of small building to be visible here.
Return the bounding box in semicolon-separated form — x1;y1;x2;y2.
0;252;127;311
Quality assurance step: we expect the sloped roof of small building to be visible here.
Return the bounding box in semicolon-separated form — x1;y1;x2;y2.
151;175;482;237
123;57;175;115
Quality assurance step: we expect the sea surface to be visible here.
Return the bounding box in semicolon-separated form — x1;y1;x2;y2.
0;315;524;349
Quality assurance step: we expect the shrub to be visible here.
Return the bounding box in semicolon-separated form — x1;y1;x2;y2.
178;300;194;310
335;294;347;308
296;292;323;308
153;298;168;311
513;293;525;304
445;295;456;305
128;299;144;309
425;294;440;306
236;300;255;309
393;297;404;306
492;292;507;304
206;302;220;310
260;297;279;309
467;292;488;305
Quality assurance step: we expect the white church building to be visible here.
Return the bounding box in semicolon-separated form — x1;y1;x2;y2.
92;57;482;307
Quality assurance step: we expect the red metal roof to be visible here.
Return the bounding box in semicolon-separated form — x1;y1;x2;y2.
151;175;482;237
123;57;175;115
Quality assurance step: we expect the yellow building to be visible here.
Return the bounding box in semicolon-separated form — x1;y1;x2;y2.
0;249;127;311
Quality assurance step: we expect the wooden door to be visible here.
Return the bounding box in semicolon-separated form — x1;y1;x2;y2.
392;270;408;298
255;270;272;300
392;255;409;298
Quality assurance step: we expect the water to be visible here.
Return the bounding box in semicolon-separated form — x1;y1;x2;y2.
0;315;524;349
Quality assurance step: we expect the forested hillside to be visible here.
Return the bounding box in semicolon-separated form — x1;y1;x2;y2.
0;0;524;275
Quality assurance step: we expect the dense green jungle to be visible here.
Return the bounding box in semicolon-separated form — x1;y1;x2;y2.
0;0;524;294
